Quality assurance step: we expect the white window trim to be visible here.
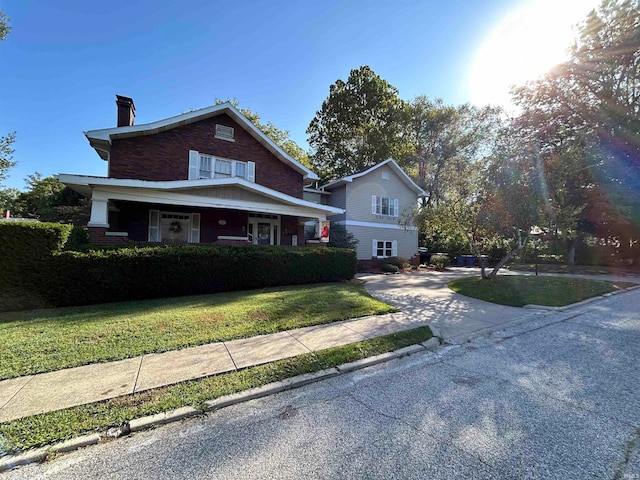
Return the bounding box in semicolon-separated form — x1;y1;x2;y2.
372;239;398;258
188;150;255;183
371;195;399;217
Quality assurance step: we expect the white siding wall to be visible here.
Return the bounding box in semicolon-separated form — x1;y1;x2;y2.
345;165;417;224
342;224;419;260
327;185;347;221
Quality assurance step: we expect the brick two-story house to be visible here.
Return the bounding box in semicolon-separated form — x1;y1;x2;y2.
59;97;343;245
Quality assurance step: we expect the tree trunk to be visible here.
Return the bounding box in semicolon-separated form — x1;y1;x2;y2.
568;233;582;266
483;244;526;279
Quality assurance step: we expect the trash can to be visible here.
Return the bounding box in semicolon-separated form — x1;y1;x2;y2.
456;256;464;267
464;255;475;267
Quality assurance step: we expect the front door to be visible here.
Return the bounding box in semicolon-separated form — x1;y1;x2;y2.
160;213;190;243
257;223;271;245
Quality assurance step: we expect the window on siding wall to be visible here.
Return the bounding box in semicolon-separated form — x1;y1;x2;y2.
372;239;397;258
372;195;399;217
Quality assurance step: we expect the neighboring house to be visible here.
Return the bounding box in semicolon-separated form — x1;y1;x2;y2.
59;96;343;245
320;159;426;264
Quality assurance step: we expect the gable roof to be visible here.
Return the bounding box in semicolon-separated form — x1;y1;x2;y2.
322;158;427;196
84;102;318;181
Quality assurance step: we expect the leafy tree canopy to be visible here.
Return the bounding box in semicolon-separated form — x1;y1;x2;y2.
512;0;640;244
213;98;312;169
307;66;411;182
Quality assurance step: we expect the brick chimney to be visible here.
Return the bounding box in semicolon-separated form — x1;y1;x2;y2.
116;95;135;127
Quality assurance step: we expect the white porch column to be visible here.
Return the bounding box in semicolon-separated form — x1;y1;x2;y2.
88;198;110;227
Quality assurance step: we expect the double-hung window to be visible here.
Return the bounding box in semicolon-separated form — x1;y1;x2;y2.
199;155;213;179
234;161;247;179
214;158;232;178
372;195;399;217
189;150;255;182
372;239;397;258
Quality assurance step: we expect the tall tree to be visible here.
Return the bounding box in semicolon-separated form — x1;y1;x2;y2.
416;122;543;279
307;66;410;181
512;0;640;261
12;174;87;224
404;96;503;201
0;132;15;183
0;11;15;184
213;98;312;169
0;9;10;40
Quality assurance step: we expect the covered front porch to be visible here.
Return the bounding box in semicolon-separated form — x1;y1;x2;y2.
58;175;343;246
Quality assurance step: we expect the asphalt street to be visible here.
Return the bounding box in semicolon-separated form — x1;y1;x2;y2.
5;289;640;479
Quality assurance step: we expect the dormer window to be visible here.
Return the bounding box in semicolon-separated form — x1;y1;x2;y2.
215;124;235;141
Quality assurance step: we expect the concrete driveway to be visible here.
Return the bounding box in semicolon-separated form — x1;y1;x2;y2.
360;268;587;344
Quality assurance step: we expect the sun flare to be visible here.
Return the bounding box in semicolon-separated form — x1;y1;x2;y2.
468;0;601;108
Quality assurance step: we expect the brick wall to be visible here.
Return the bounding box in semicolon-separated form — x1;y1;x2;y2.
109;114;303;198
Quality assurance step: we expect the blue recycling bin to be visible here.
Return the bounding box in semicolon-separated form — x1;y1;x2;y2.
464;255;475;267
456;256;464;267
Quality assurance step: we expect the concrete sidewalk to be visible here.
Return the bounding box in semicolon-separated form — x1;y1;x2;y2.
4;268;636;425
0;312;427;423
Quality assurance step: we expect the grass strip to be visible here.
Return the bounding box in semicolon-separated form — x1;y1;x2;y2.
0;326;432;453
449;275;635;307
0;283;397;380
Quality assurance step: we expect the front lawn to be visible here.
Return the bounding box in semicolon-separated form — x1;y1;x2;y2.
0;282;397;380
448;275;635;307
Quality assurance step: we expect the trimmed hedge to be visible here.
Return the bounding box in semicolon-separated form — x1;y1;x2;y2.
0;222;72;311
0;235;357;311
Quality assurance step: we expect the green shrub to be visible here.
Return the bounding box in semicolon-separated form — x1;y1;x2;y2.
64;226;89;251
381;263;400;273
0;230;358;312
383;256;410;269
430;254;450;270
0;222;72;311
49;245;357;308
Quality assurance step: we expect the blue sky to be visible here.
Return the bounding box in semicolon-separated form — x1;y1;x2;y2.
0;0;596;190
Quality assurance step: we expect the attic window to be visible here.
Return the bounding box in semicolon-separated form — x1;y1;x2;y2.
215;124;235;141
381;171;390;180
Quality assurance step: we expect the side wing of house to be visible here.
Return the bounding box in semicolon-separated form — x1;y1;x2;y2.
325;160;424;262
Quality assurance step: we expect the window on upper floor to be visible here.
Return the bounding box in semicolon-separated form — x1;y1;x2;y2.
371;195;399;217
189;150;255;182
215;124;235;141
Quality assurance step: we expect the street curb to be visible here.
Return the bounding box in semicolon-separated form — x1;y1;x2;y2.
523;285;639;312
50;433;101;454
421;337;441;351
0;447;49;471
204;368;340;412
129;406;201;433
0;335;436;472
